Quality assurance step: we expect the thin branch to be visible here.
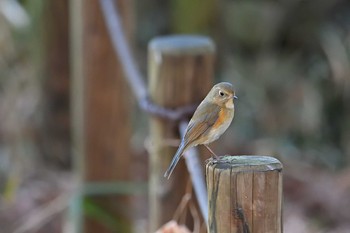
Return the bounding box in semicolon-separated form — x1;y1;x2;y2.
99;0;146;100
99;0;208;223
13;193;71;233
98;0;196;121
100;0;208;224
139;97;197;121
180;121;208;224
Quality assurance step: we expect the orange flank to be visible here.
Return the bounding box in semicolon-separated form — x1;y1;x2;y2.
213;108;227;129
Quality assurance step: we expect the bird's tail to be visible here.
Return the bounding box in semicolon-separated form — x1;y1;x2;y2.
164;142;187;179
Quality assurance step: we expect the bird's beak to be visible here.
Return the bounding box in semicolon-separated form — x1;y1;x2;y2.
233;95;238;100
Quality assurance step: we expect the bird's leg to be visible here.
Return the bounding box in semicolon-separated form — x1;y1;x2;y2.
204;144;219;160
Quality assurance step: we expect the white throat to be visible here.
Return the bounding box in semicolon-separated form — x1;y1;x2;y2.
225;99;234;109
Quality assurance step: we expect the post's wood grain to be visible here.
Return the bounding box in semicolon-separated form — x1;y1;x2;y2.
206;155;283;233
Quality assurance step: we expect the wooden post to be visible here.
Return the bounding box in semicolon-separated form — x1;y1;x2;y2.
41;0;71;167
70;0;134;232
206;156;283;233
148;35;215;232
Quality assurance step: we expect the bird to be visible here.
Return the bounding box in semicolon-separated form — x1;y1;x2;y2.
164;82;237;179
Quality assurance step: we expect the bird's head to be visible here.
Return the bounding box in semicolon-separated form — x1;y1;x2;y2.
206;82;237;109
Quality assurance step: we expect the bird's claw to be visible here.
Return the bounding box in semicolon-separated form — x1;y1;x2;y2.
211;155;219;163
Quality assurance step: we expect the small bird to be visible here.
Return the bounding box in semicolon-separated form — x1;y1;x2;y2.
164;82;237;179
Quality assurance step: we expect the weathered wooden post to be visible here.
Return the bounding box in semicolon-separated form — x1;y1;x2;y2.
206;156;283;233
70;0;134;232
148;35;215;231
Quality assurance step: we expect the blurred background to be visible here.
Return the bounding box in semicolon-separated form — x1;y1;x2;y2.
0;0;350;232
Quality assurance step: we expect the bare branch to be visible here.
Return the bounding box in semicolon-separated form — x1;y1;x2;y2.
99;0;197;121
180;121;208;224
13;193;71;233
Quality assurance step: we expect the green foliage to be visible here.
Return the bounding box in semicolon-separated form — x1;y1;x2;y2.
83;197;132;232
171;0;218;34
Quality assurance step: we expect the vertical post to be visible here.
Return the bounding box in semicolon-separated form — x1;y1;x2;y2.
70;0;133;232
148;35;215;231
206;156;283;233
41;0;70;167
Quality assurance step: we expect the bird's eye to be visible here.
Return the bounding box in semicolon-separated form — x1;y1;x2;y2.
219;91;225;97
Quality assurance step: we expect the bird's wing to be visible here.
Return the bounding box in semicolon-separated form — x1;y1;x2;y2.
183;102;221;145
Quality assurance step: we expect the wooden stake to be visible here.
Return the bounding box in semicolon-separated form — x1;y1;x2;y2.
148;35;215;232
70;0;134;232
206;156;283;233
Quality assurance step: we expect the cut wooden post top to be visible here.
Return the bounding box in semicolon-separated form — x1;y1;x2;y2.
206;155;283;233
206;155;283;172
149;35;215;55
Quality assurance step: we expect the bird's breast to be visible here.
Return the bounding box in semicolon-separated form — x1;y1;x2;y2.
205;107;234;143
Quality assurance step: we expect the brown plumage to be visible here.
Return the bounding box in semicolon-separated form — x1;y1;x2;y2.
164;82;237;179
